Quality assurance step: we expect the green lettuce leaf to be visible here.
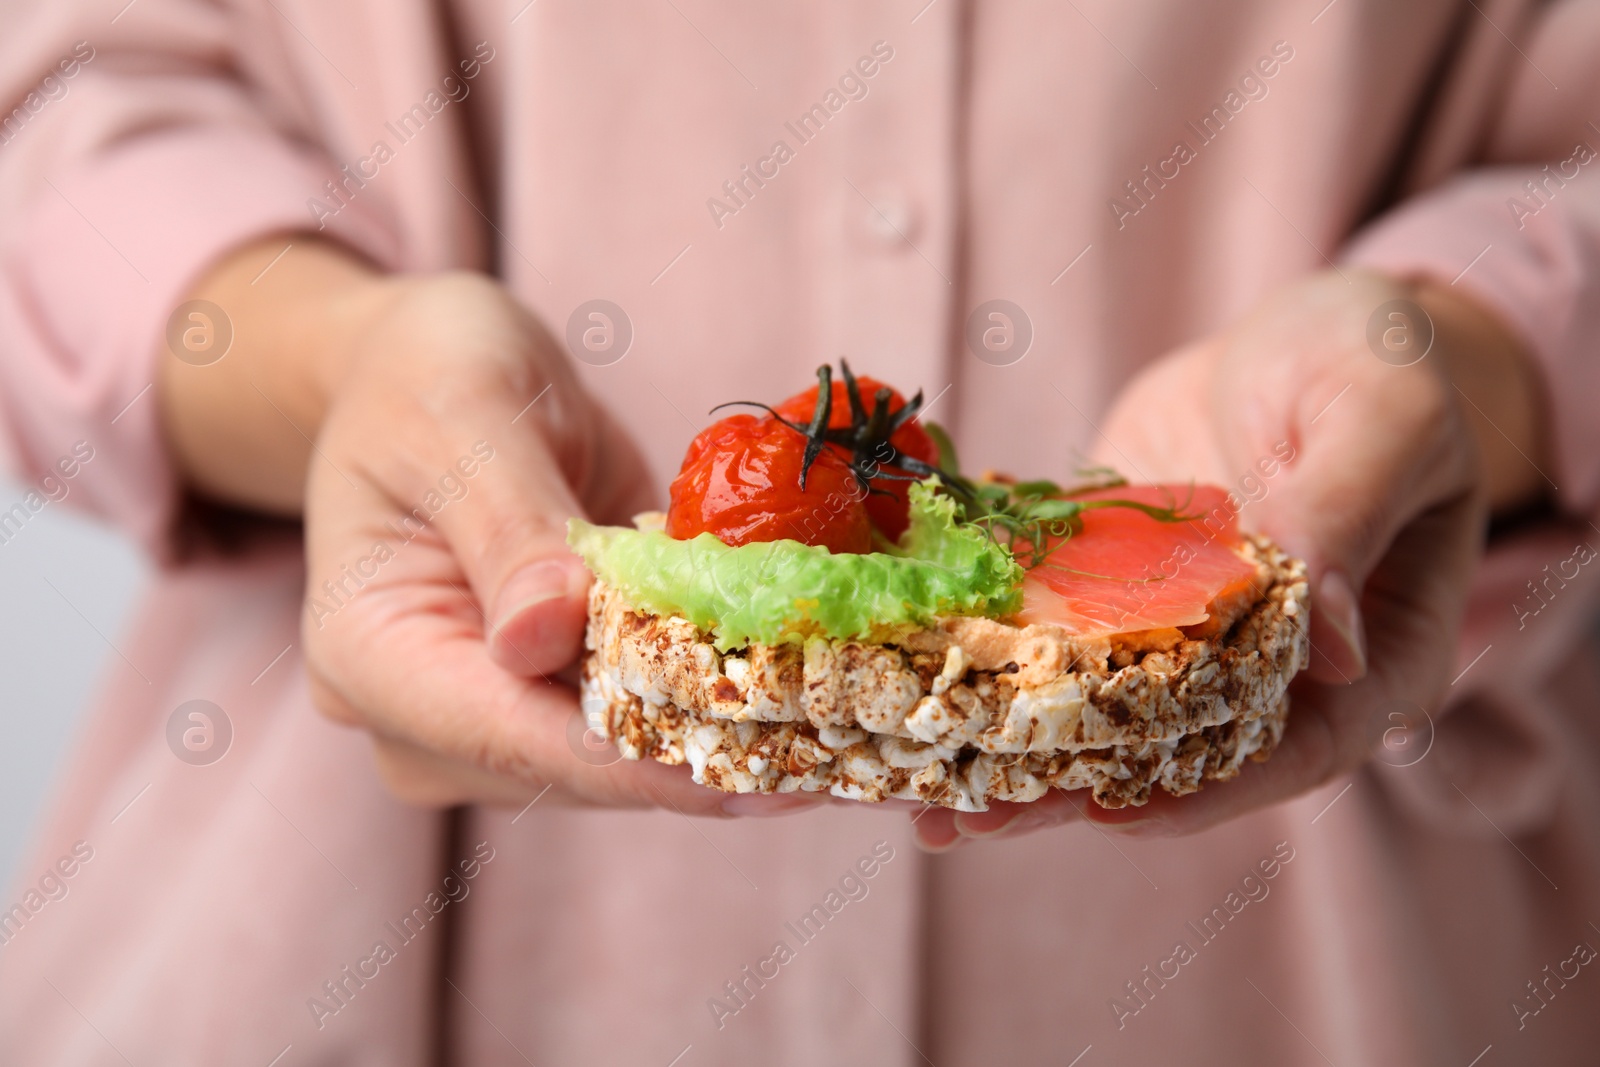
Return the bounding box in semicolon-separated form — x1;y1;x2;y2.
567;480;1022;650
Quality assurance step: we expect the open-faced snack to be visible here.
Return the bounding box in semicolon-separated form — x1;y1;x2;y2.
570;365;1309;810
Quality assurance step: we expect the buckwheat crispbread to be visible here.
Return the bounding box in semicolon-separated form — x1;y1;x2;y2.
579;535;1309;811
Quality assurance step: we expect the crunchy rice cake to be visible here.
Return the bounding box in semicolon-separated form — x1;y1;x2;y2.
579;535;1310;811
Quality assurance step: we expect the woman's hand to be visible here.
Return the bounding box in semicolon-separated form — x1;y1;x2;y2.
914;269;1547;849
160;238;819;816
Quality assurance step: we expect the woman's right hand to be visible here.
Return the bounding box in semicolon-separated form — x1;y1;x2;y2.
162;238;817;816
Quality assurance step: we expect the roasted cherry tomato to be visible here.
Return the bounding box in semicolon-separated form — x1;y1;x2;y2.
667;414;872;553
773;376;940;542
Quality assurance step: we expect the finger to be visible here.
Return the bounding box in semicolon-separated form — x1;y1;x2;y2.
577;402;662;524
1256;364;1478;682
1089;344;1231;484
953;791;1081;840
318;590;836;817
308;574;733;813
433;395;596;677
370;734;551;808
303;499;809;817
955;809;1027;837
368;732;824;818
307;668;364;728
718;793;831;817
911;808;964;853
312;653;563;809
317;357;599;682
447;391;660;678
1086;683;1354;838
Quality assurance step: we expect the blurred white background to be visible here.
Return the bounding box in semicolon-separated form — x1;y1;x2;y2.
0;475;146;890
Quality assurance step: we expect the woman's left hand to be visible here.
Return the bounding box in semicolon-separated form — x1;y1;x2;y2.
913;268;1546;849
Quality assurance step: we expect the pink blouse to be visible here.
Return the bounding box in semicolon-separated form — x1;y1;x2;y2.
1;0;1598;1062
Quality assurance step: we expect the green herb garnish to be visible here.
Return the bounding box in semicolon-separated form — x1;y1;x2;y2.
712;360;947;497
717;362;1204;570
954;477;1203;570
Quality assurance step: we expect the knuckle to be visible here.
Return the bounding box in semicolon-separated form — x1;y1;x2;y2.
371;742;462;808
474;509;569;573
456;716;544;788
306;669;364;728
1294;701;1345;789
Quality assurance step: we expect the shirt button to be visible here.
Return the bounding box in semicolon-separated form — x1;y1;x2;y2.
858;188;919;248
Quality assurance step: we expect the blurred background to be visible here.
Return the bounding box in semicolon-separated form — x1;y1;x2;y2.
0;474;144;888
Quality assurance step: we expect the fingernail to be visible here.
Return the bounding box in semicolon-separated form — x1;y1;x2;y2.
1098;813;1159;835
913;830;964;854
721;793;822;817
493;558;588;628
489;558;591;674
1317;569;1368;680
992;812;1050;838
953;811;1023;839
1089;803;1160;833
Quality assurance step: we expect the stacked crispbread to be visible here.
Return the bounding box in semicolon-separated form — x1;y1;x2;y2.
580;535;1309;811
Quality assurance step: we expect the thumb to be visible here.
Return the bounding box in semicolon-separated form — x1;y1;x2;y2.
487;552;593;678
427;393;598;678
1256;373;1474;684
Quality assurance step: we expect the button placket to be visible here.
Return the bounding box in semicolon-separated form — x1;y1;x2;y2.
832;2;961;402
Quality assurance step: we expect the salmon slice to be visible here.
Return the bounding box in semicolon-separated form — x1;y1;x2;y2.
1014;484;1260;637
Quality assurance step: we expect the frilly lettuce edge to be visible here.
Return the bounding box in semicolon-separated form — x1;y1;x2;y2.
567;480;1021;651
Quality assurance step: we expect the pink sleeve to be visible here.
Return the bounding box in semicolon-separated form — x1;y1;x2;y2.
1342;3;1600;515
1343;174;1600;512
1341;3;1600;832
0;10;397;558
